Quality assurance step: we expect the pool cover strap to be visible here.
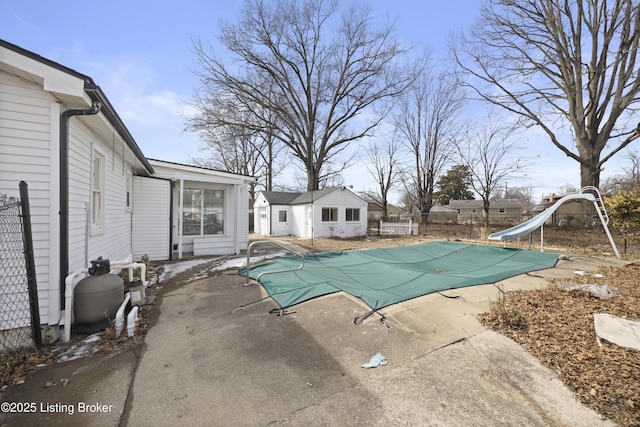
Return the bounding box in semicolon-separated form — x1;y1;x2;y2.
238;241;559;311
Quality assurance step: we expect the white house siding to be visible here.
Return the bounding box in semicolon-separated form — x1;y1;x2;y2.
313;190;367;238
132;176;170;261
290;204;308;237
0;71;57;325
67;118;136;274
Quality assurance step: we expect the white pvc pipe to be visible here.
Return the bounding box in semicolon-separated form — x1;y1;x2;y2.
110;253;133;267
127;306;139;337
63;268;88;343
115;292;131;336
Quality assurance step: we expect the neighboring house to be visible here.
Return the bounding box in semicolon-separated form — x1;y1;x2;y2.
366;200;403;221
532;193;591;226
0;39;253;342
254;187;368;238
427;204;459;223
448;199;523;223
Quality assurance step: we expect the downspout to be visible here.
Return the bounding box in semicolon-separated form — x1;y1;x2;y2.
59;103;101;311
169;180;174;261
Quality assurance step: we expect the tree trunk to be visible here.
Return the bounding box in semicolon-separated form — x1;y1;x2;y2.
307;165;320;191
579;156;601;189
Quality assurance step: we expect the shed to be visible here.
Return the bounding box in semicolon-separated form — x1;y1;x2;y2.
254;187;368;238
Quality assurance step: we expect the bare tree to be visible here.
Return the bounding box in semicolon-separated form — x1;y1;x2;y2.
191;0;416;191
602;149;640;192
362;134;404;219
394;69;465;218
452;0;640;190
188;96;284;196
456;117;529;225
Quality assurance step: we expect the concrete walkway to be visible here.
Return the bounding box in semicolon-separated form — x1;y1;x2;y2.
0;250;623;426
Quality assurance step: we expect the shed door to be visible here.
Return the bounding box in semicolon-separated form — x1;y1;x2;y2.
132;176;171;261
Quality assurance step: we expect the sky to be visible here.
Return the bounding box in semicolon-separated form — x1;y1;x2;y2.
0;0;633;203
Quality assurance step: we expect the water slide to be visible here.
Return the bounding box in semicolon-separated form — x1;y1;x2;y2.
488;187;620;259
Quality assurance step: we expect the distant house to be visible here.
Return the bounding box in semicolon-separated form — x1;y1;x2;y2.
0;39;254;343
448;199;523;223
254;187;368;238
366;200;403;221
532;192;592;226
426;204;459;223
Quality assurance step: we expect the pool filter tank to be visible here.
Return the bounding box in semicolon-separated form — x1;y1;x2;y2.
74;257;124;326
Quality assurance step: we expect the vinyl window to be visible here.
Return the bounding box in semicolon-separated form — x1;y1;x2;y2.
321;207;338;222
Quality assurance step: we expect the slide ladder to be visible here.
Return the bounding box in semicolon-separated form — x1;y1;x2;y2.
582;186;609;225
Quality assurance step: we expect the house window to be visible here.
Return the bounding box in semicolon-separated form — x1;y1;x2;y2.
499;208;506;214
279;210;287;222
322;207;338;222
91;150;105;227
471;208;477;213
346;208;360;222
182;188;225;236
456;208;461;214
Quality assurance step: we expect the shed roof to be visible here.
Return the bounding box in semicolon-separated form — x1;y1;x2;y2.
259;187;364;205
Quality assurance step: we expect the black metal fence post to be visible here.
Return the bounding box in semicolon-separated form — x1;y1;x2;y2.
19;181;42;347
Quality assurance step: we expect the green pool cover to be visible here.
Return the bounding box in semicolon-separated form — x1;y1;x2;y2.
238;241;559;310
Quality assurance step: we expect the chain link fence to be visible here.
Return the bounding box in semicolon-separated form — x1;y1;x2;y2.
0;182;41;351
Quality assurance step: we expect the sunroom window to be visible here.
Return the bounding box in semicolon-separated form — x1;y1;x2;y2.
183;188;224;235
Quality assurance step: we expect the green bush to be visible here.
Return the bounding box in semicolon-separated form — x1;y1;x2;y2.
604;186;640;236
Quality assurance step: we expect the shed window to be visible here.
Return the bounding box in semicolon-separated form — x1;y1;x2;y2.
279;210;287;222
322;207;338;222
182;188;225;236
499;208;506;214
346;208;360;222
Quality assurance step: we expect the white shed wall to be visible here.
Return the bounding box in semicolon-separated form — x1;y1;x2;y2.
312;190;368;238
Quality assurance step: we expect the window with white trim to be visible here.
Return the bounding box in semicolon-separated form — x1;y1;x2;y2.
182;188;225;235
279;210;287;222
499;207;506;214
91;150;105;227
321;207;338;222
346;208;360;222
